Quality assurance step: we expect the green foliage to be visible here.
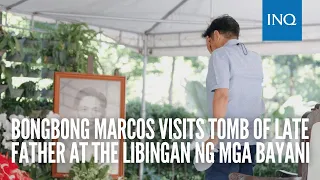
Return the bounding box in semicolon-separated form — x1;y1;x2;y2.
273;55;314;74
18;81;38;98
126;100;196;143
184;57;206;73
125;100;205;179
20;164;56;180
264;55;320;111
34;22;56;32
99;44;162;79
0;22;103;116
68;156;112;180
0;97;52;117
40;23;101;73
0;30;22;56
2;22;102;71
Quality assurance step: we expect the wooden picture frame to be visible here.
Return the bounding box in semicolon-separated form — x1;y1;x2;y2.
51;72;125;179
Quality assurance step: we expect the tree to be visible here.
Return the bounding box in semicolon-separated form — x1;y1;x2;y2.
262;55;319;117
273;55;314;96
99;44;162;78
168;56;205;105
168;57;176;105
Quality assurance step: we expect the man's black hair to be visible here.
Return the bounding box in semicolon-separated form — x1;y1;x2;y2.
202;14;240;39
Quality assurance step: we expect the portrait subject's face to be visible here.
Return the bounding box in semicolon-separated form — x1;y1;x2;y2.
77;96;105;119
55;76;123;177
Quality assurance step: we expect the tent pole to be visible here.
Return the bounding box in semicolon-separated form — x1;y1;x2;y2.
4;11;7;26
139;34;148;180
210;0;214;19
30;14;34;31
87;55;94;74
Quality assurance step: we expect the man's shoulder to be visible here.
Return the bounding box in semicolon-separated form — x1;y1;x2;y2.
213;46;228;55
248;50;261;58
210;47;229;61
211;45;262;61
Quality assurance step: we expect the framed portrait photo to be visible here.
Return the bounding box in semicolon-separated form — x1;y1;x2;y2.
51;72;125;179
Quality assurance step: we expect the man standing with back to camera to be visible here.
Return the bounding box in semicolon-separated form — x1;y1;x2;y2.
202;15;265;179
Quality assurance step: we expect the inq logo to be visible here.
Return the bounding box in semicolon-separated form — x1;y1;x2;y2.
267;14;297;26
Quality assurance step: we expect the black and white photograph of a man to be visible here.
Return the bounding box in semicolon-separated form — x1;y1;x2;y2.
55;75;123;176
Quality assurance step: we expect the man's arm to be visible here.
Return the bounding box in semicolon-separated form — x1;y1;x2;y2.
206;49;230;146
205;89;228;146
213;88;228;119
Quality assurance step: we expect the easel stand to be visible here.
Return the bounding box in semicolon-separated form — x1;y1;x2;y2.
87;55;94;74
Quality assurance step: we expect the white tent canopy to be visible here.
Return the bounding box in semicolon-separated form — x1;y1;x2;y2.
1;0;320;56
